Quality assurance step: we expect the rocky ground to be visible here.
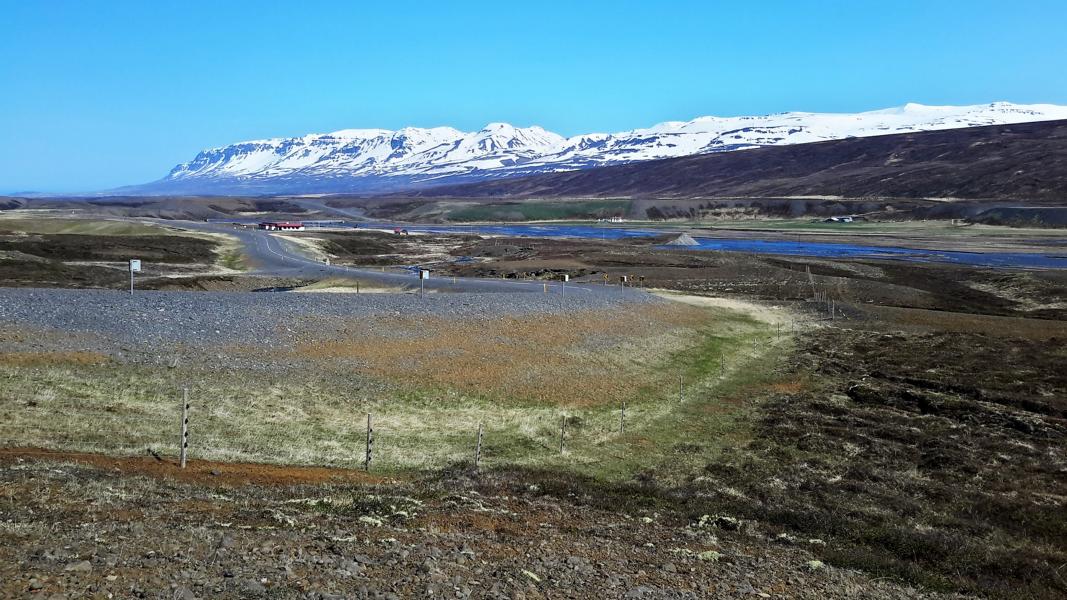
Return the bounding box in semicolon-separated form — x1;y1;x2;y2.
0;453;959;600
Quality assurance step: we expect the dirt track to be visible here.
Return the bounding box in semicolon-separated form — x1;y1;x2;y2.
0;448;387;487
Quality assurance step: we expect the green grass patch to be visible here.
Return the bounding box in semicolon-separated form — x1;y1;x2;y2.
218;248;248;271
446;199;631;222
0;217;168;236
708;218;1067;238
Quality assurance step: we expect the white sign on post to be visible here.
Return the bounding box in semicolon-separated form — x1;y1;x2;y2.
418;269;430;298
128;259;141;295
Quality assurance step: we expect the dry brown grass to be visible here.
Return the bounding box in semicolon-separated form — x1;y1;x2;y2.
768;379;807;394
0;351;110;367
292;303;711;408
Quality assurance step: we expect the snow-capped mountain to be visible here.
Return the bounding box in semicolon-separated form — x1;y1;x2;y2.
134;102;1067;195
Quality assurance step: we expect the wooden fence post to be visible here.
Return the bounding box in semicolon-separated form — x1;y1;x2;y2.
179;387;189;469
474;422;483;469
559;416;566;454
364;413;373;471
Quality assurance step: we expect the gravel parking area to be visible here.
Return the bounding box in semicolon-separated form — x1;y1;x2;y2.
0;287;658;365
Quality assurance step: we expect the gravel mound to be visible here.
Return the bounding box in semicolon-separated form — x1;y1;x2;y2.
0;287;658;363
665;233;700;246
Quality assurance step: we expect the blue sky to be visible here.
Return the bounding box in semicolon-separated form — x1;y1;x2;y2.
2;0;1066;192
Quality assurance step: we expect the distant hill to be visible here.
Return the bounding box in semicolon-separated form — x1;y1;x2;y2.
0;197;26;210
405;119;1067;201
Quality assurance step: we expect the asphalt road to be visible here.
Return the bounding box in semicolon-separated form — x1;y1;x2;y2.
166;220;645;296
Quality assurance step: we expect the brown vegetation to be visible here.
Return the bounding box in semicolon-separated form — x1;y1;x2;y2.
293;304;710;407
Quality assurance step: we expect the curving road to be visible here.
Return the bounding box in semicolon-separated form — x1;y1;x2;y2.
165;220;645;296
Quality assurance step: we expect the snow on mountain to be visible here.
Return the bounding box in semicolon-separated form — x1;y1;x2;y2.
144;102;1067;194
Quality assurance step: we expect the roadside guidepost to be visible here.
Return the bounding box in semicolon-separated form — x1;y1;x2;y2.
364;413;374;471
620;402;626;434
559;415;566;454
679;373;684;403
721;352;726;377
129;259;141;295
179;387;189;469
561;274;569;302
419;269;430;298
474;422;483;470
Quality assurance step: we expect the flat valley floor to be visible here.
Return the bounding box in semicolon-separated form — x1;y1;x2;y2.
0;214;1065;598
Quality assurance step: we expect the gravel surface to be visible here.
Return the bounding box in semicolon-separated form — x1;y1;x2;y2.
0;287;658;364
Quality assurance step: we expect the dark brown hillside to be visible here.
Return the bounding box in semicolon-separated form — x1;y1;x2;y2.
406;120;1067;201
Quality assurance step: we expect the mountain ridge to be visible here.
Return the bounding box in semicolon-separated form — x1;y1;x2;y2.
403;119;1067;202
122;102;1067;195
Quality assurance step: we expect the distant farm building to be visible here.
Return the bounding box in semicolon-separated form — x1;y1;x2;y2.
258;221;305;231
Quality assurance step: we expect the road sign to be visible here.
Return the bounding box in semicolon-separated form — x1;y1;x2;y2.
419;269;430;298
129;259;141;295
